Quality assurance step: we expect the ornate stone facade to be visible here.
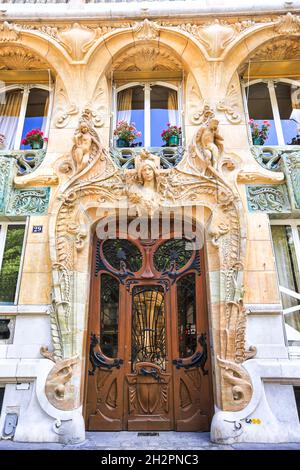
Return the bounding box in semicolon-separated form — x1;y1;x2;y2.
0;2;300;446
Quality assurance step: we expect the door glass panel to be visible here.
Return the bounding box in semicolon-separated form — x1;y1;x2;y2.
20;88;49;150
132;285;166;370
102;239;143;272
153;238;192;272
247;82;278;145
100;274;119;358
275;82;299;145
117;86;144;147
150;85;179;147
177;273;197;358
0;225;25;304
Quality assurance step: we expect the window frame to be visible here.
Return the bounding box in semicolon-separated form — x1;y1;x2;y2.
0;219;28;305
242;77;300;146
112;80;183;148
0;83;53;151
270;219;300;353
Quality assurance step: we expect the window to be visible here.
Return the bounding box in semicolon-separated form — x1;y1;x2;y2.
0;387;4;417
271;220;300;346
244;79;300;146
0;85;51;150
0;222;26;304
114;82;181;147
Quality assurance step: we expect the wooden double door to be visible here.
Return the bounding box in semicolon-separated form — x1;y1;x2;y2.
85;235;213;431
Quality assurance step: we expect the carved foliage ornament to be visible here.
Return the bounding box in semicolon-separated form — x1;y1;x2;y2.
246;184;291;213
113;45;182;72
132;19;160;41
0;46;47;70
53;84;79;129
274;12;300;34
0;22;20;42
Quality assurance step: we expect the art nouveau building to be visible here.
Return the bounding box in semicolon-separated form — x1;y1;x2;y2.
0;0;300;445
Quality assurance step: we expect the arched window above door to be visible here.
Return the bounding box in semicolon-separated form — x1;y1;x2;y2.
113;81;182;148
243;79;300;146
0;84;51;151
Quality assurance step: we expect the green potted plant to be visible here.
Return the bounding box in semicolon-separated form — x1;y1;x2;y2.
113;120;142;147
21;128;48;149
161;123;182;147
249;119;271;145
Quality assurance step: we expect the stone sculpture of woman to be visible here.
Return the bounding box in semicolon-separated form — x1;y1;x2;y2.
126;150;161;217
71;109;104;174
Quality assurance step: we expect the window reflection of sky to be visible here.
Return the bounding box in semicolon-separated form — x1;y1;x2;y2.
151;108;169;147
281;119;299;144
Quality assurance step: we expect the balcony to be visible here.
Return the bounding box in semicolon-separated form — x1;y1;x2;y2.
110;146;184;169
0;150;49;216
246;145;300;216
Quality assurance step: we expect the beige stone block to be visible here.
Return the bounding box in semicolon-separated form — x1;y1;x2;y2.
244;271;280;304
206;241;220;271
22;243;51;273
219;124;249;149
46;128;76;153
27;216;49;244
246;212;271;241
105;32;138;58
245;240;277;272
159;30;189;57
18;272;51;305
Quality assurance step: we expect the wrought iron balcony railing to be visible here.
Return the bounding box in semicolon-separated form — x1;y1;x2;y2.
251;145;300;172
0;149;46;175
110;146;184;169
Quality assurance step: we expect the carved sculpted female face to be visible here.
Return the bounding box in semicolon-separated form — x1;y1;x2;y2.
141;164;155;183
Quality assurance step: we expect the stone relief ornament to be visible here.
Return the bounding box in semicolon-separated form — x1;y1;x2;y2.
246;184;291;213
43;353;80;411
0;21;20;42
274;12;300;34
132;19;160;41
178;117;224;176
6;188;50;216
57;23;104;61
216;79;242;124
284;153;300;209
126;150;162;217
47;102;257;415
53;84;79;129
0;46;48;70
71;108;105;175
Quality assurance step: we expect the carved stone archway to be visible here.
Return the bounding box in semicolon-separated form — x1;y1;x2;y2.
42;108;256;423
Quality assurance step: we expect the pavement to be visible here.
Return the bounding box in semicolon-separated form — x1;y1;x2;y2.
0;432;300;450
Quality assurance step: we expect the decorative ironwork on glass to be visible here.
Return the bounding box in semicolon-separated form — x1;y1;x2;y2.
177;273;197;358
132;286;166;371
153;238;193;273
101;239;143;273
173;333;208;375
99;274;119;359
89;334;123;375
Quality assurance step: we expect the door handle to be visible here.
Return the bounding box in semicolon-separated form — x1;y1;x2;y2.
139;367;161;383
